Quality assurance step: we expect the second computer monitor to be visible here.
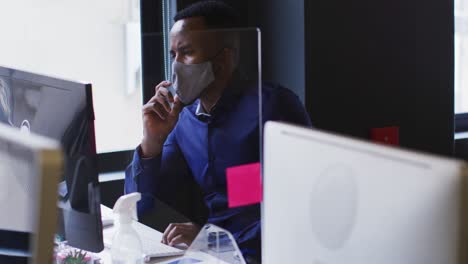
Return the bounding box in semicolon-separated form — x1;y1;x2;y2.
263;121;468;264
0;66;104;252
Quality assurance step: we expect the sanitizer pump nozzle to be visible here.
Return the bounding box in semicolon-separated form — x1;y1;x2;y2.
113;192;140;224
111;192;143;264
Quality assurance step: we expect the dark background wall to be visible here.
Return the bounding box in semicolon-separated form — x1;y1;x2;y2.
304;0;455;156
257;0;305;103
176;0;455;157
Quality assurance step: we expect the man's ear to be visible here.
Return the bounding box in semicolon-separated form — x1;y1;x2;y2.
212;48;228;74
213;48;234;75
212;62;222;75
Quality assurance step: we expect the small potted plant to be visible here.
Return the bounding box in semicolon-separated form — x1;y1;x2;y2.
56;249;92;264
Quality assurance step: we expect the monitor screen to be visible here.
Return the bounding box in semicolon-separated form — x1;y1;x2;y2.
263;122;467;263
0;66;103;252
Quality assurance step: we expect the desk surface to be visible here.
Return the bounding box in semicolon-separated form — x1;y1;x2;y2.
98;171;125;183
98;205;229;264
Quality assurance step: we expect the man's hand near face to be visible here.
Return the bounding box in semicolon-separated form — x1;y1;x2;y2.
161;222;201;247
141;81;184;158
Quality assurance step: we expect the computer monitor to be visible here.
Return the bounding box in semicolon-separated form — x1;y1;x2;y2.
0;123;62;264
262;121;468;263
0;66;104;252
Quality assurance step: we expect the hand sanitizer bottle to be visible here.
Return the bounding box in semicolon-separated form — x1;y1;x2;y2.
111;192;143;264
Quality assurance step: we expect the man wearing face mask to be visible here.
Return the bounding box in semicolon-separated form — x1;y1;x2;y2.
125;1;311;263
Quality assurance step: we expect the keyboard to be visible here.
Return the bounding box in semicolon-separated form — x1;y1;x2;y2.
103;221;185;261
138;227;185;260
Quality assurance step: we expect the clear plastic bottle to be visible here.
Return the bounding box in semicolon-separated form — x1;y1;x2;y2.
110;192;143;264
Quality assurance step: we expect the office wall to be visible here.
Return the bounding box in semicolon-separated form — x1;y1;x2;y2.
0;1;144;153
304;0;455;156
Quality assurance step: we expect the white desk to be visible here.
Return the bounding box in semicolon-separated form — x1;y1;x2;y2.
98;205;229;264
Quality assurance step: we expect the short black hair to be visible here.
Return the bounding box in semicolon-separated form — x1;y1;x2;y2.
174;1;240;29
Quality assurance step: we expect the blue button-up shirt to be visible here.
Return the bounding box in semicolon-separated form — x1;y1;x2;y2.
125;81;311;262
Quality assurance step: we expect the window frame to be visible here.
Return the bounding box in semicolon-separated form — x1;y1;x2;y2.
455;2;468;133
97;0;167;174
456;113;468;133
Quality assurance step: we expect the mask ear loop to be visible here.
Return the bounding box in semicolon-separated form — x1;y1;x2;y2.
167;60;179;109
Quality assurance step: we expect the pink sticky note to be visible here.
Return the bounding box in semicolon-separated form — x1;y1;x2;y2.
226;162;262;208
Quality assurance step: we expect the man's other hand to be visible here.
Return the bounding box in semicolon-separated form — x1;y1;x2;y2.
161;222;201;247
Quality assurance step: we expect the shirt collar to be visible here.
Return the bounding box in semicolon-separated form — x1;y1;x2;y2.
192;75;252;119
195;101;212;117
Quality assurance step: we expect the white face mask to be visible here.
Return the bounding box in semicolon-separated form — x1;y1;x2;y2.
171;60;215;105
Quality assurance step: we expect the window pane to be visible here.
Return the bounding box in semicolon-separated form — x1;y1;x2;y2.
0;0;143;153
455;0;468;114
